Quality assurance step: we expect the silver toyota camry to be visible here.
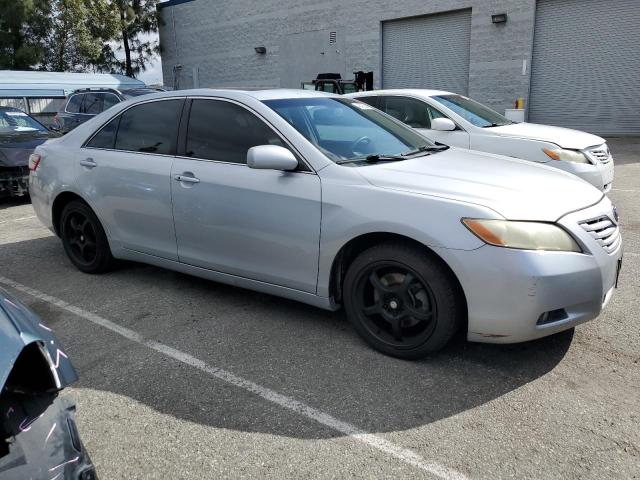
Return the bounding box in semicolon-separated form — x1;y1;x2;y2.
29;89;623;359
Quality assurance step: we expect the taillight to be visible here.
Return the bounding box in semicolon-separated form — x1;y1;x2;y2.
29;153;42;171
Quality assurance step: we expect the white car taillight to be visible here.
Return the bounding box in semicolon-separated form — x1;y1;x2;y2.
29;153;42;171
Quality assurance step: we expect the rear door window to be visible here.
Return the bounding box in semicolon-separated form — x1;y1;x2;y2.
65;94;83;113
114;100;183;155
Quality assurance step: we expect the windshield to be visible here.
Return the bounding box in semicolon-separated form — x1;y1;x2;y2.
432;95;513;127
0;109;48;134
263;98;434;163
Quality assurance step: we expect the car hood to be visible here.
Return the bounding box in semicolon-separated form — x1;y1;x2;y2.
357;148;603;221
488;122;605;150
0;288;77;391
0;133;51;167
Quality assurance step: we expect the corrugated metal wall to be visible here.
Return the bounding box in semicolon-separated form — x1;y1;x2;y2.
529;0;640;135
382;9;472;94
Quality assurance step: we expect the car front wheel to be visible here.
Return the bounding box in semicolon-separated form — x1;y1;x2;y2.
343;242;464;359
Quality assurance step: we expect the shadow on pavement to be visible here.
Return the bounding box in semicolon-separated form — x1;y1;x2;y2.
0;197;31;211
1;236;574;439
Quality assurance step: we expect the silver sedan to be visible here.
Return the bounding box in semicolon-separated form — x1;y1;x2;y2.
29;89;623;359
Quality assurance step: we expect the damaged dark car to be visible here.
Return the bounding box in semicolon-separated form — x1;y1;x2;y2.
0;107;56;199
0;288;97;479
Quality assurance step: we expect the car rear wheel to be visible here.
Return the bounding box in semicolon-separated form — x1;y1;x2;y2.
60;200;114;274
343;242;463;359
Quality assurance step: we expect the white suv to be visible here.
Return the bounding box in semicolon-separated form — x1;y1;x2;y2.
347;90;614;193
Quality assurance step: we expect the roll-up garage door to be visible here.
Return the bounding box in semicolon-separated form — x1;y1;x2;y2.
382;9;471;94
529;0;640;135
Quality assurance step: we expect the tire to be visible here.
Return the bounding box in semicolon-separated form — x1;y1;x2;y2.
60;200;115;274
343;242;464;359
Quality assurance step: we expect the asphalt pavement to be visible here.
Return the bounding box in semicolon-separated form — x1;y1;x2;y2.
0;137;638;479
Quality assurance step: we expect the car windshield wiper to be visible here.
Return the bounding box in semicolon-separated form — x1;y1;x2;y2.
481;121;515;128
336;154;406;165
402;144;450;156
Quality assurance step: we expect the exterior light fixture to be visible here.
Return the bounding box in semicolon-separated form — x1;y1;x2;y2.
491;13;507;24
254;46;267;54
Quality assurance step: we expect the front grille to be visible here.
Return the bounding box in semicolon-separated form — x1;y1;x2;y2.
586;144;611;164
579;216;621;254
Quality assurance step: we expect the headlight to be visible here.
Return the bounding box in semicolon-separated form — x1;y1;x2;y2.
542;147;590;164
462;219;581;252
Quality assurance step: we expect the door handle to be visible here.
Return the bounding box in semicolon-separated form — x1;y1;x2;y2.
80;158;97;168
174;174;200;184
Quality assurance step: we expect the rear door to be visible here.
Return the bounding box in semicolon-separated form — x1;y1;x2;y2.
170;98;321;293
80;98;184;260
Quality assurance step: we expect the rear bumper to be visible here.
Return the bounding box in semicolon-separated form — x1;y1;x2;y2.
0;166;29;197
435;198;622;343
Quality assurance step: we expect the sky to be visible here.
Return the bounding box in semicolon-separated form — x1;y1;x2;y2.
138;47;163;86
135;0;167;85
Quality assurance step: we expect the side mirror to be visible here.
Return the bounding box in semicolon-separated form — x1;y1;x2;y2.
247;145;298;171
431;118;456;131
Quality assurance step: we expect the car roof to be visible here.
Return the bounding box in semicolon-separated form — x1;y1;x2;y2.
0;106;23;113
348;89;455;98
128;88;337;102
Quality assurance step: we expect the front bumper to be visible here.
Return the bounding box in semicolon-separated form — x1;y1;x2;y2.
0;166;29;198
556;156;614;193
436;197;622;343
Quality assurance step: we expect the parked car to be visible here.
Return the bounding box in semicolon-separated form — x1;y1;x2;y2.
0;106;56;198
52;87;164;134
346;90;615;193
29;89;622;359
0;288;97;479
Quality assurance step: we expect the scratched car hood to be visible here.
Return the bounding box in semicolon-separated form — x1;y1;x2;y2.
0;288;77;391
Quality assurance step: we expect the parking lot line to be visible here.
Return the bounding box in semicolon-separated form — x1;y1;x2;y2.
0;275;469;480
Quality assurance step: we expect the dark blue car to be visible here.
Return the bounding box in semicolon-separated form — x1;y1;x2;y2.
0;288;97;479
0;107;56;198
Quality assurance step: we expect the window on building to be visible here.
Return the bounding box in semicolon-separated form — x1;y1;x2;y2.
114;100;183;155
186;99;286;164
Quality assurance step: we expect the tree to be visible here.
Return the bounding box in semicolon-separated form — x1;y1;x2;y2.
96;0;160;77
42;0;119;72
0;0;51;70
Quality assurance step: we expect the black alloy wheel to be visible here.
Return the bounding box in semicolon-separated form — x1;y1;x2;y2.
356;263;437;348
344;242;463;359
60;200;115;274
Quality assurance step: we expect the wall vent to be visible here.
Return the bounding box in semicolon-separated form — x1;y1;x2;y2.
329;31;337;44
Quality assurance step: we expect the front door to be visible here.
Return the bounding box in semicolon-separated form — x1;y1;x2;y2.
171;99;321;293
80;98;184;260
